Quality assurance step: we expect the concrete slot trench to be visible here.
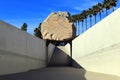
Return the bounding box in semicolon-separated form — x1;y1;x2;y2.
0;46;86;80
1;8;120;79
0;46;120;80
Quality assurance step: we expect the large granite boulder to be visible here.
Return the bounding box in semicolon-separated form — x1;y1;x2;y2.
41;12;76;41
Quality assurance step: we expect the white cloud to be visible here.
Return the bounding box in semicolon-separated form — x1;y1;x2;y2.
74;0;99;11
74;7;84;11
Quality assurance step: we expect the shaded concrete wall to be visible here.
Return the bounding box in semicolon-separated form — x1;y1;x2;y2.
48;43;55;62
0;20;46;75
48;46;71;66
72;8;120;76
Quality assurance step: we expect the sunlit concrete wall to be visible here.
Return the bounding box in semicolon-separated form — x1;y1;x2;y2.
72;8;120;76
0;20;46;75
65;43;70;56
57;43;70;56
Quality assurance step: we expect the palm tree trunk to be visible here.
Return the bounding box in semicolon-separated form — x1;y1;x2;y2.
82;21;84;33
78;21;80;35
90;17;92;27
85;18;87;30
75;22;77;35
75;22;77;27
112;7;115;12
99;12;101;21
95;15;96;24
106;9;108;16
77;21;79;35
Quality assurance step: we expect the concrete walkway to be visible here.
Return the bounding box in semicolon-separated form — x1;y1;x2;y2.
0;67;85;80
0;67;120;80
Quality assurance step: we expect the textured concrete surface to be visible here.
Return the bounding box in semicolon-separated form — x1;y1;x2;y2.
72;8;120;76
0;20;47;75
48;43;55;62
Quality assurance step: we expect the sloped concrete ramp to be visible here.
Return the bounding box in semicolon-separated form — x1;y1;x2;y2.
0;67;120;80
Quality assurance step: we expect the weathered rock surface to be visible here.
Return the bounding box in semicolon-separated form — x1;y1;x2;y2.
41;12;76;41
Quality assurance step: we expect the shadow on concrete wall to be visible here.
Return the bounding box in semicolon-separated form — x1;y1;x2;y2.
48;47;84;68
0;47;86;80
48;47;72;67
48;47;86;80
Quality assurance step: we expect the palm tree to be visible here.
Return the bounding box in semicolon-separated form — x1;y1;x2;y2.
92;5;99;24
75;14;79;35
85;10;89;30
72;0;118;34
79;14;84;33
103;0;111;16
77;14;81;34
76;18;79;35
88;8;93;27
97;3;104;20
71;15;77;27
77;14;82;35
81;10;88;30
81;18;84;33
71;15;77;23
80;11;85;32
71;15;78;35
110;0;118;11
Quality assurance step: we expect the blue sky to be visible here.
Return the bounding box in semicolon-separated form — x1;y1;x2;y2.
0;0;120;35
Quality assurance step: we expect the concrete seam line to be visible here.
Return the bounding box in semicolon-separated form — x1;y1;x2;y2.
0;49;45;61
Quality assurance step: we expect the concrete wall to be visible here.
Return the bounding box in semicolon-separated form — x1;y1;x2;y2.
48;43;55;62
72;8;120;76
57;43;70;56
0;20;46;75
48;46;71;66
65;43;70;56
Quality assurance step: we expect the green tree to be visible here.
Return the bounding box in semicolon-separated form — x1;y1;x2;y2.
34;23;43;39
71;15;77;23
21;23;27;31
